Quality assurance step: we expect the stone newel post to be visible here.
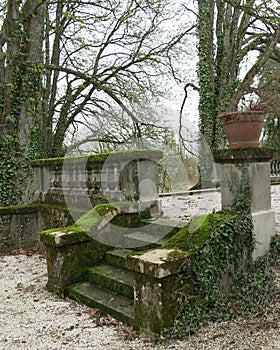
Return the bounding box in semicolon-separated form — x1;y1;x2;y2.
214;149;275;260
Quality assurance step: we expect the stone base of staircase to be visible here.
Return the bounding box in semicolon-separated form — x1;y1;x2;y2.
69;248;135;325
41;218;189;335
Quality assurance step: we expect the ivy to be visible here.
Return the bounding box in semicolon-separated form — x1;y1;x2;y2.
161;213;280;340
162;212;257;338
0;11;44;205
0;137;27;206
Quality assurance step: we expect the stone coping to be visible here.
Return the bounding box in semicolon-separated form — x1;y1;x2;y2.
0;203;74;215
127;248;189;279
41;229;90;247
31;149;163;167
213;148;275;164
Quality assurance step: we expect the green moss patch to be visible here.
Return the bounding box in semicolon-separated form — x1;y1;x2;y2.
40;227;89;246
31;152;110;167
162;213;231;253
40;201;140;247
31;149;163;167
74;208;100;231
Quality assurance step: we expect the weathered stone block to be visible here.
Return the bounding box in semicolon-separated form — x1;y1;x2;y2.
252;209;275;260
0;204;76;253
128;248;190;335
214;148;276;259
128;248;188;278
40;229;110;296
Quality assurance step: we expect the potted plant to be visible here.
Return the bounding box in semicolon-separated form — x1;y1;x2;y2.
219;99;265;149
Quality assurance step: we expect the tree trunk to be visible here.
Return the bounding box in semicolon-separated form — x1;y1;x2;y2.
0;0;45;206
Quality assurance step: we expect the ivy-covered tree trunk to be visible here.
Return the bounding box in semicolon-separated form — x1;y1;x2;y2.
0;0;45;206
196;0;280;149
197;0;217;148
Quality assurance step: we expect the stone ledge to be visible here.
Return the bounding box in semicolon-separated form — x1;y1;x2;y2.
40;228;90;247
31;149;163;167
127;248;189;279
213;148;275;164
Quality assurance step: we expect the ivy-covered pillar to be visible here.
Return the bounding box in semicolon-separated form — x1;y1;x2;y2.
214;149;275;260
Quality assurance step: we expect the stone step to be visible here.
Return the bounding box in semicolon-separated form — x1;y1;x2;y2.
68;220;183;327
105;249;134;270
68;281;134;325
121;220;181;250
87;265;134;299
123;230;169;250
143;218;183;236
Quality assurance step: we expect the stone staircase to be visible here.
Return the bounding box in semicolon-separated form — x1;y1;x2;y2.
68;248;135;325
68;220;182;326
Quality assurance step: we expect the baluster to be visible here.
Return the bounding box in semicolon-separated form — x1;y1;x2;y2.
50;167;56;190
86;167;93;190
113;165;119;190
270;160;275;177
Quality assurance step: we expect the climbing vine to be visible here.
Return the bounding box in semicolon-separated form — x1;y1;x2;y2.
162;212;280;339
162;212;256;338
0;59;44;206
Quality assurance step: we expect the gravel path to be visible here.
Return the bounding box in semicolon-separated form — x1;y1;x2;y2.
1;186;280;350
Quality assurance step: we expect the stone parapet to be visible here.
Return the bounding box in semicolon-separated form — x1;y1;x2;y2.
31;150;163;206
0;204;75;253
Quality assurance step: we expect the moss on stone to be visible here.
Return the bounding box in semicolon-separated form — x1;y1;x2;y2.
73;208;99;231
104;149;162;161
94;203;117;217
31;149;163;168
0;202;85;216
31;152;110;167
166;250;190;261
162;213;232;253
40;227;89;246
40;201;140;248
0;204;38;214
134;272;191;334
87;265;134;299
46;239;110;296
213;148;275;163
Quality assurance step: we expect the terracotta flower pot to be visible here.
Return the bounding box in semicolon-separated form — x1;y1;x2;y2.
219;110;264;149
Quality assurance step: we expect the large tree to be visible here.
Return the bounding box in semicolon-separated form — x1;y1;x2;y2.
0;0;192;206
194;0;280;148
42;0;192;157
259;57;280;153
0;0;46;205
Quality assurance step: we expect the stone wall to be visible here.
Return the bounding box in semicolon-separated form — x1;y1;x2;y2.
0;150;162;253
0;204;79;253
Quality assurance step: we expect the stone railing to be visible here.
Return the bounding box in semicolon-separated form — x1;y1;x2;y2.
31;150;163;206
270;158;280;184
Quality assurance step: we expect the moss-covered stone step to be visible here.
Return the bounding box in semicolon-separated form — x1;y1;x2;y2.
123;231;169;250
120;220;182;250
141;219;183;238
87;265;134;299
68;281;134;325
105;249;134;270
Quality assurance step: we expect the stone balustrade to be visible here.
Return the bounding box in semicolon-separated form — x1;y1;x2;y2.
31;150;163;206
270;158;280;184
